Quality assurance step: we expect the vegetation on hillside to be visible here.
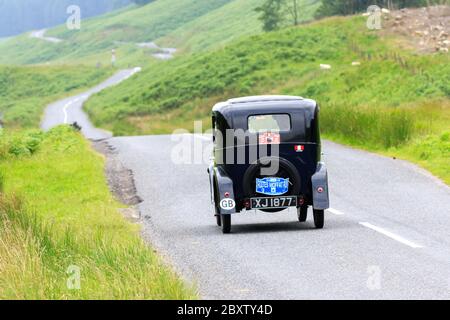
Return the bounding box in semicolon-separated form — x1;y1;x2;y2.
315;0;449;17
158;0;320;53
0;126;196;299
85;15;450;183
0;1;448;300
0;0;233;65
256;0;320;31
0;0;321;66
0;65;112;128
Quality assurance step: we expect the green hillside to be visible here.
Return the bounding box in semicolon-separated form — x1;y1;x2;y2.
0;0;320;66
0;65;112;128
85;15;450;183
0;0;231;65
157;0;321;54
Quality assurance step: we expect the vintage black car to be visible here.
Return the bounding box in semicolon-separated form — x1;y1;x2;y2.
208;96;329;234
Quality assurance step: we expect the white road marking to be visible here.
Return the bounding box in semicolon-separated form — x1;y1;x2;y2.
359;222;424;249
62;70;139;124
63;98;80;124
63;102;71;124
328;208;345;215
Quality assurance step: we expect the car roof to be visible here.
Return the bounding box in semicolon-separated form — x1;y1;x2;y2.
212;96;318;129
227;95;304;104
213;95;317;114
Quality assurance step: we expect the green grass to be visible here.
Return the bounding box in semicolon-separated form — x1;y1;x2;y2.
0;65;113;128
157;0;320;54
0;0;232;66
85;15;450;183
0;126;196;299
0;0;320;66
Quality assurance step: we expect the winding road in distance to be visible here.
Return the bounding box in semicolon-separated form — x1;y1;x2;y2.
42;72;450;300
41;68;140;140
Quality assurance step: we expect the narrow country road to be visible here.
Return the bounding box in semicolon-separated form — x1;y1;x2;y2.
109;135;450;299
42;80;450;299
41;68;140;139
30;29;63;43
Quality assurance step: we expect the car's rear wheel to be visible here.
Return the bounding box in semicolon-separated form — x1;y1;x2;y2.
297;206;308;222
243;157;301;213
313;209;324;229
213;179;221;226
221;214;231;234
215;210;221;227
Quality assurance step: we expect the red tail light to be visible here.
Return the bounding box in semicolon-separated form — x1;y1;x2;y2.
295;145;305;152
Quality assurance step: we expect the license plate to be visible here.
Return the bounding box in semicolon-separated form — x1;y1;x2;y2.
251;196;297;209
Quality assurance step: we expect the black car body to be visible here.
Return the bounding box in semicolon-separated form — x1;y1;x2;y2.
208;95;329;233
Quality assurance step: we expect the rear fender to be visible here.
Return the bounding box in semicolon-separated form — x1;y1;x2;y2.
214;167;236;215
311;162;330;210
208;162;215;204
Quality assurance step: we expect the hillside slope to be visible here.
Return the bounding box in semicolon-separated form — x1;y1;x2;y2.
157;0;321;53
0;65;112;128
85;12;450;183
0;0;231;65
0;0;320;66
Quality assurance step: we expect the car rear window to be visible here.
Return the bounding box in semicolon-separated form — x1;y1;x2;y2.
248;114;291;133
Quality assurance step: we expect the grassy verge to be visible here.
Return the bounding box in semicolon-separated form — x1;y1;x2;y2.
0;65;113;128
0;126;196;299
321;98;450;184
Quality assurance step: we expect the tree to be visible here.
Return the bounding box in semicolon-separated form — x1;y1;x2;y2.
285;0;300;26
256;0;303;32
255;0;284;32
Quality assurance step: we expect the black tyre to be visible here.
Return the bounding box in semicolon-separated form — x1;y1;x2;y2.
213;179;221;226
297;206;308;222
215;210;221;227
243;157;301;213
313;209;324;229
221;214;231;234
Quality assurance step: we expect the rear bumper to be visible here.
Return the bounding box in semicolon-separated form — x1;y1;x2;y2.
211;161;330;214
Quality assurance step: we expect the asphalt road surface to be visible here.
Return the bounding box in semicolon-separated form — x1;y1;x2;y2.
109;135;450;299
41;76;450;299
41;68;140;139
